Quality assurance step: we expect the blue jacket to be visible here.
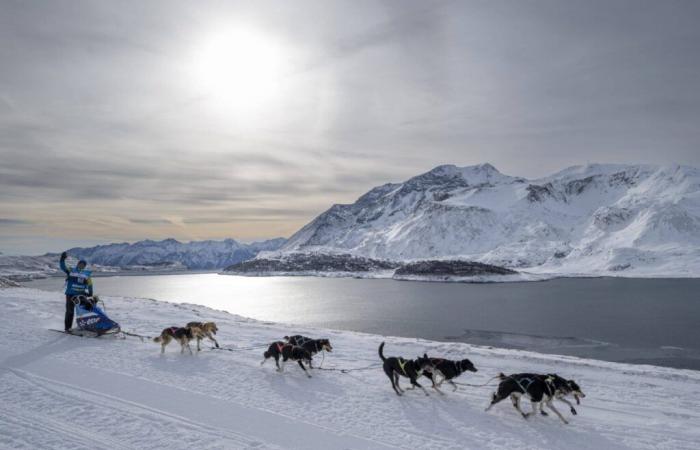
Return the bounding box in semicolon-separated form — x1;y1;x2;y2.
60;258;93;296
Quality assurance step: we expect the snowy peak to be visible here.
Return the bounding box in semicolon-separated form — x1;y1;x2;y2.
276;163;700;277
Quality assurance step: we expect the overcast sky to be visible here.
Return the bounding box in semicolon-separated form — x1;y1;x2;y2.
1;0;699;255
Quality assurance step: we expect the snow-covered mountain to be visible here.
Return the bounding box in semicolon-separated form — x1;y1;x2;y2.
0;237;287;279
67;237;287;270
267;163;700;277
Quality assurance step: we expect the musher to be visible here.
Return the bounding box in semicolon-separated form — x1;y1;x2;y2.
59;251;94;331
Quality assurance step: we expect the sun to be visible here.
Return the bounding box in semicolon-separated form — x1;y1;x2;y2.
191;26;287;113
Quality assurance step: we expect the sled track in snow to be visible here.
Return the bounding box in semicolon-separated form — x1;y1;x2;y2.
4;368;277;450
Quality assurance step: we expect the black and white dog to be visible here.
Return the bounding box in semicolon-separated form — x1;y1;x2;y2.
422;357;478;394
261;341;313;378
485;372;585;424
284;335;333;367
378;342;433;396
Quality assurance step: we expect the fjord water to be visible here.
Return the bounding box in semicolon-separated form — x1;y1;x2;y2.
24;274;700;370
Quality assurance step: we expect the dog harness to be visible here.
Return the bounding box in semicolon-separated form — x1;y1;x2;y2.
397;358;409;375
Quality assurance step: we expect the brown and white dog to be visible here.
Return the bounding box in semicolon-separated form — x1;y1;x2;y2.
153;326;204;354
186;321;219;350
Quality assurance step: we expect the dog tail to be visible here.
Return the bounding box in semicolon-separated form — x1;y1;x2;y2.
378;341;386;362
153;336;162;343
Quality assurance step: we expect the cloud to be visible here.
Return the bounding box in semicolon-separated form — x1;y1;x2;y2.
1;0;700;253
128;219;173;224
0;218;32;225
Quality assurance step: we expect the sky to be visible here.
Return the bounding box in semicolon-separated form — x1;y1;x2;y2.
1;0;700;255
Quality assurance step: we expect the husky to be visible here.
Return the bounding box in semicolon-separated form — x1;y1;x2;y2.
284;335;332;367
422;357;478;394
186;321;219;350
153;326;204;355
378;342;433;396
261;341;313;378
485;372;585;424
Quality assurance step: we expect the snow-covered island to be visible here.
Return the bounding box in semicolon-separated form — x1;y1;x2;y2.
245;163;700;280
1;285;699;449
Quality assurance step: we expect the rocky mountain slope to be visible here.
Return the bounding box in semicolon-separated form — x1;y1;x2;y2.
265;163;700;277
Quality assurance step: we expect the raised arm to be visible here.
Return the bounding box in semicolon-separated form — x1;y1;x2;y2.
59;251;70;275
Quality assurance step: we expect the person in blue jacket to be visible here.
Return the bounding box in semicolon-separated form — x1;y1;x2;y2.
60;251;93;331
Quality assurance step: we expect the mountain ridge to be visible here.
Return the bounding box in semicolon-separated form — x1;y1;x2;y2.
262;163;700;277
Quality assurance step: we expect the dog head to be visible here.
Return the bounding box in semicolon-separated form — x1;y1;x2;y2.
318;338;333;352
204;322;218;334
567;379;585;404
459;359;478;373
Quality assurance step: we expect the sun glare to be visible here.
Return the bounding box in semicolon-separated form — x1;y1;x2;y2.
191;26;287;114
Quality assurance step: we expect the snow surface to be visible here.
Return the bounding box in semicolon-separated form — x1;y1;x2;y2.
1;286;699;449
270;163;700;278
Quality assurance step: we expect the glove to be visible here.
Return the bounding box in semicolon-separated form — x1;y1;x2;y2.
61;251;67;260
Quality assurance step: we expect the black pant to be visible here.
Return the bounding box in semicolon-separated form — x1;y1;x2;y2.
65;295;75;331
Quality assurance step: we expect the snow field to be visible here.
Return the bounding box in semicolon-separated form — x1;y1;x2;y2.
1;287;699;449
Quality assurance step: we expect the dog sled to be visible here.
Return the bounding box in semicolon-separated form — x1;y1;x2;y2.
52;295;122;337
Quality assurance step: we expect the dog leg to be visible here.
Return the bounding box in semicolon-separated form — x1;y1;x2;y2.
448;380;458;392
534;400;546;416
207;333;220;348
260;357;268;366
161;343;166;354
411;378;429;396
278;360;286;373
196;336;201;352
297;360;312;378
394;373;404;393
558;397;578;415
511;394;529;418
546;399;569;424
485;392;502;412
429;373;445;395
186;341;193;355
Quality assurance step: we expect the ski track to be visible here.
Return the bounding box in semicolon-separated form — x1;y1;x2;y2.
1;287;700;449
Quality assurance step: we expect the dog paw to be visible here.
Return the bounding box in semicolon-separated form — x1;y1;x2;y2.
571;408;577;415
541;411;549;416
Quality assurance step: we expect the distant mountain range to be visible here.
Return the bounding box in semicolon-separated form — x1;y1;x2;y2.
66;237;286;270
0;237;286;280
5;163;699;282
255;163;700;278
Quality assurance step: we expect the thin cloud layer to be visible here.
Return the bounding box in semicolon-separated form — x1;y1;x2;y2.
1;0;699;254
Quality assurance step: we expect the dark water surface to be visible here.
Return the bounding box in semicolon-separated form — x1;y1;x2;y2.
23;274;700;370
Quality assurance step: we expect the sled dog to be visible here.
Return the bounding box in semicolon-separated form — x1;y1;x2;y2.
261;341;313;378
378;342;433;396
485;372;585;424
284;335;332;367
153;325;204;355
422;356;478;394
186;321;219;350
